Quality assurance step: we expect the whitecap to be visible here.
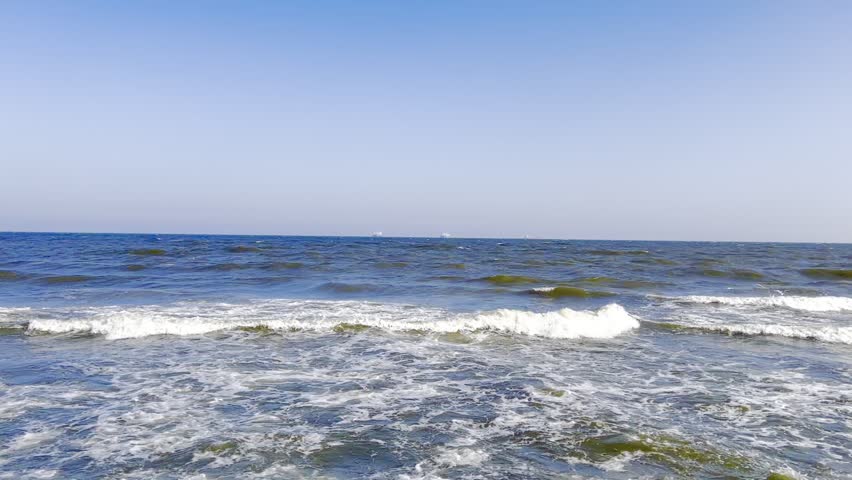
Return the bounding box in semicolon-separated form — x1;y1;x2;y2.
24;300;639;340
661;295;852;313
702;323;852;344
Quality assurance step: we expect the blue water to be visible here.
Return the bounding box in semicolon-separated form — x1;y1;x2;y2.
1;232;850;479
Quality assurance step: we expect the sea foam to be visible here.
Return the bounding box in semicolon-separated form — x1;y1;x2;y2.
705;323;852;344
662;295;852;313
650;295;852;344
24;300;639;340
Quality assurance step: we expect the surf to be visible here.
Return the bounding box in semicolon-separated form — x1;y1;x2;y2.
657;295;852;313
18;299;639;341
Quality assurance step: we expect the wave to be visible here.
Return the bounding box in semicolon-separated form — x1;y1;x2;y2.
226;245;263;253
0;270;23;280
318;282;380;293
698;269;765;280
470;304;637;339
649;321;852;344
481;275;544;285
0;325;26;335
801;268;852;281
587;249;649;256
662;295;852;313
39;275;94;285
529;287;615;298
711;323;852;344
21;300;639;341
128;248;167;256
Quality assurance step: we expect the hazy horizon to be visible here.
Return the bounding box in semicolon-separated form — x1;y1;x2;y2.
3;229;851;245
2;1;850;243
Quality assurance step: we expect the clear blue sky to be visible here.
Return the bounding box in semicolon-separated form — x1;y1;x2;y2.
2;1;850;242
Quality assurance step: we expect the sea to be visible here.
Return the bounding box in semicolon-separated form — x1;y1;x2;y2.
0;232;850;479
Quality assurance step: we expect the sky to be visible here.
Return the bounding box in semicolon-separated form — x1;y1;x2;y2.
1;1;850;242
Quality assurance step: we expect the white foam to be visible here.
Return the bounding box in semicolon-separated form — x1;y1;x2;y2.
0;470;59;479
666;295;852;313
466;304;638;339
4;300;847;478
707;323;852;344
24;300;639;340
531;287;556;292
0;389;57;420
0;306;33;327
0;307;32;314
650;295;852;343
434;448;489;467
5;429;61;452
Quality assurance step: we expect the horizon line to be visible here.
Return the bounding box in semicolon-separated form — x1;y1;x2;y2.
1;229;848;246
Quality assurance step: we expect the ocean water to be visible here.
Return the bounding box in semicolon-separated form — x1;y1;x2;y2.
0;233;850;479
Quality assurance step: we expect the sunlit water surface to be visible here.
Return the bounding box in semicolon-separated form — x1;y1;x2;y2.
1;233;850;479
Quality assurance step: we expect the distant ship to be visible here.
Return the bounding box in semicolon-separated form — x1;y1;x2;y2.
440;233;451;238
371;232;383;237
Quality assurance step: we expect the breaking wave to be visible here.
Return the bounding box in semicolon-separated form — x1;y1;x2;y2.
21;300;639;340
709;323;852;344
660;295;852;313
652;321;852;345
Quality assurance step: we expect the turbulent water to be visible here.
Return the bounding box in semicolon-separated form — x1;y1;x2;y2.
0;233;850;479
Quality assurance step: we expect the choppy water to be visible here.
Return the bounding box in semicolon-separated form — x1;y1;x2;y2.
1;232;850;479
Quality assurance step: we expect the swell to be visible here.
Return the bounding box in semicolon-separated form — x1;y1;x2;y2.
17;300;639;341
647;321;852;345
658;295;852;313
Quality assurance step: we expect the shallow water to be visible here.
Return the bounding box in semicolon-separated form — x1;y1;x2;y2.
0;233;850;479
